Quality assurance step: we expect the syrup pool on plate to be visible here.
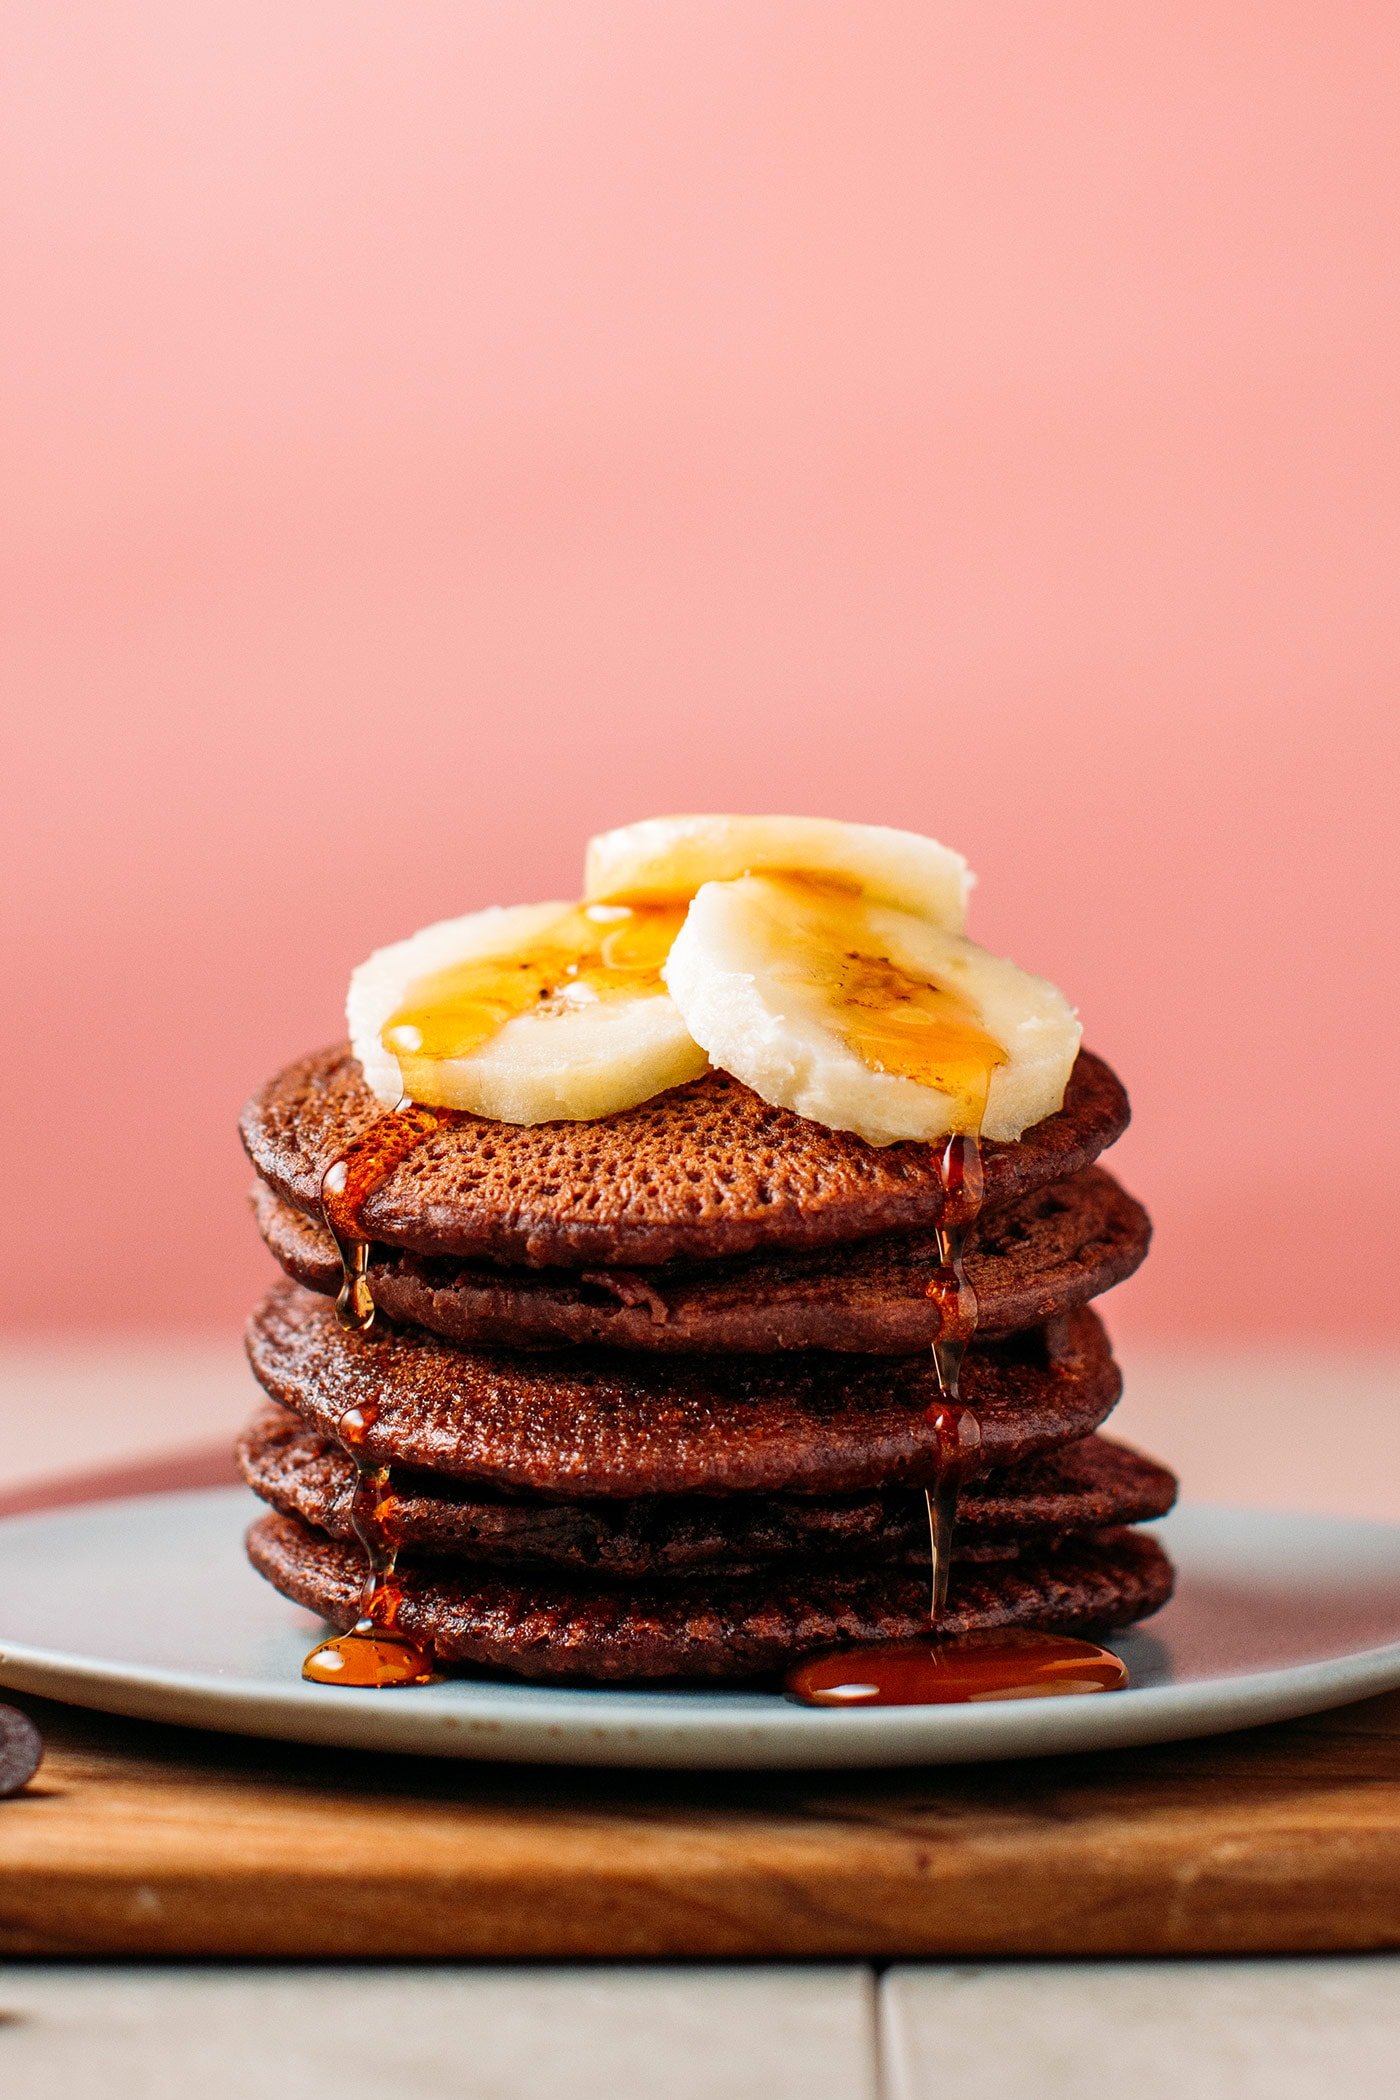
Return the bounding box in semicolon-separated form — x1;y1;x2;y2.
300;1401;436;1689
302;1624;435;1690
786;1630;1130;1707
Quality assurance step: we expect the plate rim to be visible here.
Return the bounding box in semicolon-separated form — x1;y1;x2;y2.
3;1489;1400;1770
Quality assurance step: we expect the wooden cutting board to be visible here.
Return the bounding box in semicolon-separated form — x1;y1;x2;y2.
2;1454;1399;1960
3;1684;1400;1959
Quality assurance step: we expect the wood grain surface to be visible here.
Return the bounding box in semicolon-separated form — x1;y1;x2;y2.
2;1685;1399;1959
3;1451;1399;1960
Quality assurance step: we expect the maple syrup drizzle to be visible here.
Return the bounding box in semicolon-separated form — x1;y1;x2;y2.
922;1127;986;1615
302;1401;435;1688
779;912;1129;1708
756;872;1004;1621
323;902;684;1339
320;1101;448;1334
309;1107;449;1687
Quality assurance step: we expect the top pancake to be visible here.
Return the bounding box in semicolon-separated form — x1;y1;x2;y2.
241;1044;1130;1269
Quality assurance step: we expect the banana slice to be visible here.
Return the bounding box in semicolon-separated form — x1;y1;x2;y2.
348;900;708;1120
585;814;971;931
663;874;1080;1145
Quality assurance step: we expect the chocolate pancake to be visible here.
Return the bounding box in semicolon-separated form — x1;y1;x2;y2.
248;1510;1174;1681
246;1279;1121;1499
240;1405;1178;1576
240;1045;1130;1269
254;1165;1150;1356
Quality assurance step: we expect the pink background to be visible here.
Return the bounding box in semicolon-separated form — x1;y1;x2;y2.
4;5;1398;1343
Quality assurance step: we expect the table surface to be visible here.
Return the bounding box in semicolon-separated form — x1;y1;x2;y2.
0;1959;1396;2100
1;1339;1398;2095
6;1665;1400;1964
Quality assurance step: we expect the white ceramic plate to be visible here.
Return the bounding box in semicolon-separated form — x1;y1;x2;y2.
2;1489;1399;1769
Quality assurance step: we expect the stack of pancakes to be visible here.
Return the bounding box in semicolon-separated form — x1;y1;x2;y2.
238;1044;1174;1682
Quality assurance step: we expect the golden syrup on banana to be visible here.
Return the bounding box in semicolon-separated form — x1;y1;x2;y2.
302;1401;435;1688
380;900;687;1097
759;873;1007;1128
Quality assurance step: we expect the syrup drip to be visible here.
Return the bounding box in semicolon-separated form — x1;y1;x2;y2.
783;949;1128;1708
786;1127;1128;1714
320;1100;448;1334
308;902;685;1687
308;1106;448;1685
922;1127;986;1615
923;1399;983;1617
302;1400;435;1688
927;1129;985;1399
757;871;1004;1627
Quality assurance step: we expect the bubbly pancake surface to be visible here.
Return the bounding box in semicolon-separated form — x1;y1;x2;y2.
240;1046;1130;1267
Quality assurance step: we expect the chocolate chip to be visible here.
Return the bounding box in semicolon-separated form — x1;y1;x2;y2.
0;1705;43;1797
